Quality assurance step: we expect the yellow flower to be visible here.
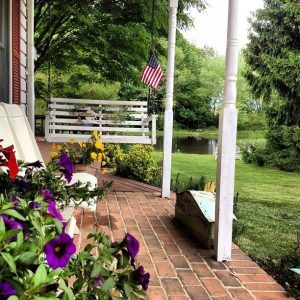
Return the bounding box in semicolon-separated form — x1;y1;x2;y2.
101;169;107;175
78;141;84;148
83;143;86;148
97;153;102;163
101;161;106;166
56;145;62;151
90;152;97;160
92;130;98;137
95;140;104;150
50;152;58;158
69;138;76;144
51;143;57;149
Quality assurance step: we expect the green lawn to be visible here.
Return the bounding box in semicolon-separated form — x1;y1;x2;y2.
157;127;266;140
154;152;300;262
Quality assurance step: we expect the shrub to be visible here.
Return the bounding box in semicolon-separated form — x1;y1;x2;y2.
239;139;267;165
104;144;126;169
115;145;161;185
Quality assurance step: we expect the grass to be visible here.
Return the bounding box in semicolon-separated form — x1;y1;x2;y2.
157;127;266;140
153;152;300;262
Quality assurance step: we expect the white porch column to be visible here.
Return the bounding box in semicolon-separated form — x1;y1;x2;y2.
161;0;178;198
214;0;239;261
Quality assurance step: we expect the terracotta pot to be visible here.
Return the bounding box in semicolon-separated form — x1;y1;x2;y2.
73;163;97;176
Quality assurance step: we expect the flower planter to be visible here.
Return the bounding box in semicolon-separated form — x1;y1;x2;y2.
73;163;97;176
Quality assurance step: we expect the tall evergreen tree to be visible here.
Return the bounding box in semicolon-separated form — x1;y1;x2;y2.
244;0;300;170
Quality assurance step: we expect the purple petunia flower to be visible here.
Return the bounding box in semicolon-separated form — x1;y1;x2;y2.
1;214;23;241
133;266;150;291
14;178;31;191
44;233;76;269
59;153;74;183
94;276;105;287
29;201;41;209
40;189;55;203
125;232;139;260
47;201;63;221
0;281;16;299
11;195;20;207
27;160;43;168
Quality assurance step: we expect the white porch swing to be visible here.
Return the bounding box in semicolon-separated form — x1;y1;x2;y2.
44;1;158;145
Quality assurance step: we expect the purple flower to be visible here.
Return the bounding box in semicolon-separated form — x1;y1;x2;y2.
47;201;63;221
94;276;105;287
0;281;16;299
40;189;55;203
29;201;41;209
27;160;43;168
133;266;150;291
44;233;76;269
1;214;23;241
15;178;31;191
59;153;74;183
11;195;19;207
125;232;139;260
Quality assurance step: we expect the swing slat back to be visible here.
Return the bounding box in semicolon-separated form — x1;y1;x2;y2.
45;98;157;144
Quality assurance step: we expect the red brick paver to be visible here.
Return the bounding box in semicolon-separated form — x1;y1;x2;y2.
37;141;294;300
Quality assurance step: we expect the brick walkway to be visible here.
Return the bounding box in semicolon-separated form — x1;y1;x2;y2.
73;192;293;300
37;140;294;300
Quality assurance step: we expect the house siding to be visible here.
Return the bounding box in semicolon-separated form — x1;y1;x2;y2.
20;0;27;111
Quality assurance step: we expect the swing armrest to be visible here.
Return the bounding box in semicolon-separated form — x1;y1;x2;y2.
141;115;157;144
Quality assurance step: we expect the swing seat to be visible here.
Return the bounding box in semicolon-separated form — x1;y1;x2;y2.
45;98;157;144
0;103;100;237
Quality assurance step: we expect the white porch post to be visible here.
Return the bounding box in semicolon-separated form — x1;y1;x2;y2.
161;0;178;198
214;0;239;261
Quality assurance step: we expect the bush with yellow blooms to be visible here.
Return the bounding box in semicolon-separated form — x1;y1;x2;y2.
50;130;107;166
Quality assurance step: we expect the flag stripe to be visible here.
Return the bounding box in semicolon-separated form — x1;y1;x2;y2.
140;52;163;89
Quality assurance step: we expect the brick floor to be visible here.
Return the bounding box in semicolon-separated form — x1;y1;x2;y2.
37;140;294;299
73;191;294;300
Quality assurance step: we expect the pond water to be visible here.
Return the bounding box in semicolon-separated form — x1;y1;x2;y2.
155;136;218;154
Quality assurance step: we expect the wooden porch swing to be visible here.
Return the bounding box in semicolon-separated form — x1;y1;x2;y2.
44;1;157;145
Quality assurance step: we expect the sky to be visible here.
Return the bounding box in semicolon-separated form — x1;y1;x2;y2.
182;0;264;55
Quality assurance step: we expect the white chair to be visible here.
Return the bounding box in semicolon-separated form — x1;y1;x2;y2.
0;103;99;236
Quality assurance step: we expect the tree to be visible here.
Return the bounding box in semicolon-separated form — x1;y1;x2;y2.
244;0;300;170
244;0;300;125
173;35;224;128
34;0;206;83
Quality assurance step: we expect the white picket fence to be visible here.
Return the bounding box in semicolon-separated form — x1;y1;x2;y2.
45;98;157;144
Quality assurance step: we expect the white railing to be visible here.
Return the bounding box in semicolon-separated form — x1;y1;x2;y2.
45;98;157;144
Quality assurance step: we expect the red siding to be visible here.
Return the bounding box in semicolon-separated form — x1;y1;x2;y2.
12;0;21;104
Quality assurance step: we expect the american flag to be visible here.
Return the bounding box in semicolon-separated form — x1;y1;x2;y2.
140;52;163;89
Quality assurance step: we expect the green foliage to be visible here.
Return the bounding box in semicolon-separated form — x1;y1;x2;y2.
239;140;267;166
115;145;161;185
171;173;206;193
237;112;267;131
244;0;300;170
35;67;121;112
173;35;223;128
34;0;206;79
